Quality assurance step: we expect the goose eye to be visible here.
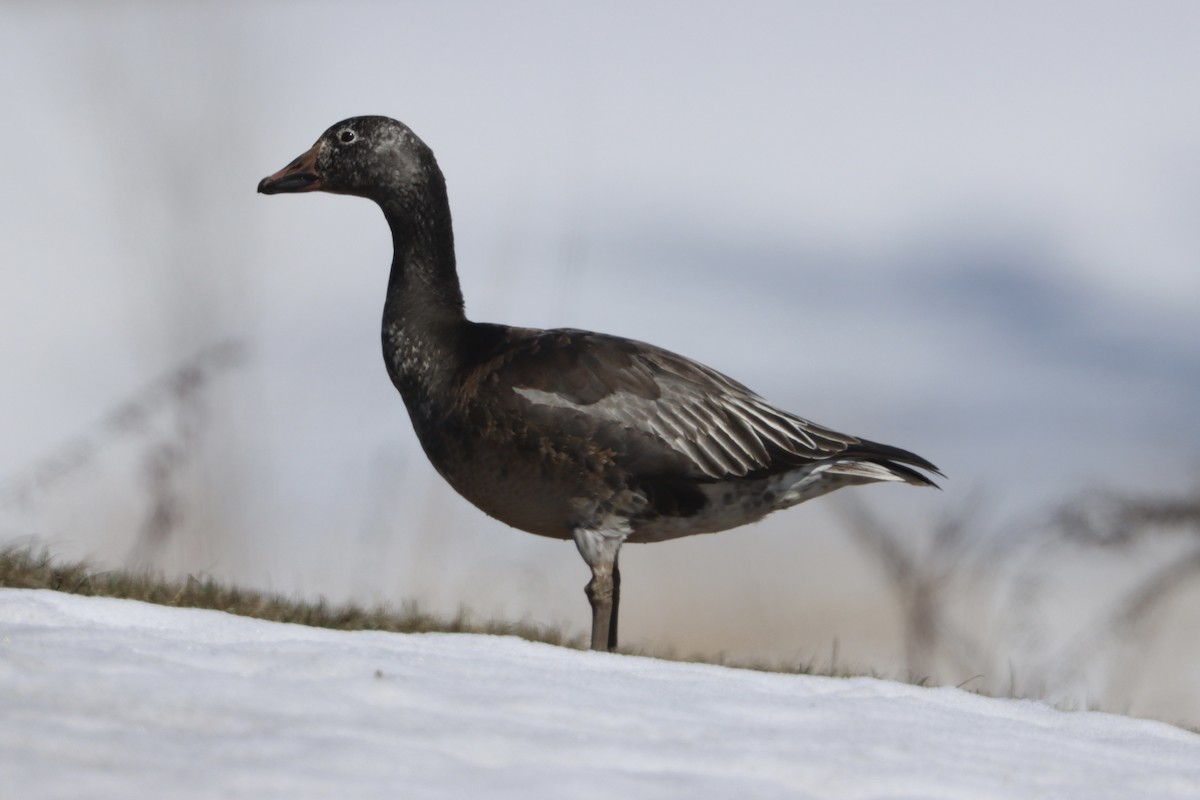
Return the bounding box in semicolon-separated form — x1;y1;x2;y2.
337;129;357;144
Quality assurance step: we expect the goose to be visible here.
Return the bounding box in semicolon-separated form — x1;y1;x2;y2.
258;116;941;652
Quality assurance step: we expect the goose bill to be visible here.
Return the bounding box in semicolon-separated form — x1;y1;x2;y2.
257;145;321;194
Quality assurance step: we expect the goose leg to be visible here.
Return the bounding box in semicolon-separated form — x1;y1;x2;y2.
584;566;614;651
573;527;625;652
608;555;620;651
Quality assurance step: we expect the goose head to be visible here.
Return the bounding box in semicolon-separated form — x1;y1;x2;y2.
257;116;439;203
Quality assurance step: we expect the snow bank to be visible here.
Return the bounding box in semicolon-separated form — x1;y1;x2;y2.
2;588;1197;799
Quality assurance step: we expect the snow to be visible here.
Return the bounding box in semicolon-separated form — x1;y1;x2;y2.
2;589;1198;800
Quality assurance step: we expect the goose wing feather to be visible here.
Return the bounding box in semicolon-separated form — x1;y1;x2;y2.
477;328;936;483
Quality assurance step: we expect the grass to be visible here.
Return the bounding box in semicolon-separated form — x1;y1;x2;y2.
0;544;584;649
0;543;866;677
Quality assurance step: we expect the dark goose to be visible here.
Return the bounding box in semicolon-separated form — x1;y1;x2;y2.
258;116;941;652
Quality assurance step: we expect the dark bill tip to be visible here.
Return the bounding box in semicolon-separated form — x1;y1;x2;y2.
257;145;322;194
257;172;320;194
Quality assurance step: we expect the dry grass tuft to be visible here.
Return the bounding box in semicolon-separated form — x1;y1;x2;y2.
0;544;584;648
0;544;843;675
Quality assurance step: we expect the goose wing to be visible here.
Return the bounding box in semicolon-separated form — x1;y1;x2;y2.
485;328;938;483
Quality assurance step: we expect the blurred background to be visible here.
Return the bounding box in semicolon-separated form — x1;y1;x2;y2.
2;2;1199;724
